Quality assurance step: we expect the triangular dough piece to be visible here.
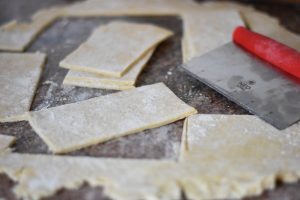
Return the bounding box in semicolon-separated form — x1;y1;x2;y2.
179;114;300;199
0;153;181;200
182;10;244;59
0;52;46;122
28;83;197;153
0;7;63;51
59;21;173;77
62;47;155;90
0;135;15;152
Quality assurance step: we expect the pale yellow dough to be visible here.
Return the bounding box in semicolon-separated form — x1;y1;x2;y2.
0;135;15;152
182;10;244;60
63;47;155;90
0;53;46;122
199;1;300;51
0;7;63;51
59;21;172;77
28;83;197;153
0;153;180;200
180;114;300;199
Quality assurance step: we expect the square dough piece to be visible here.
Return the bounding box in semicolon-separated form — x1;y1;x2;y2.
63;47;155;90
0;52;46;122
59;21;173;77
0;135;15;152
179;114;300;199
28;83;197;153
182;10;244;59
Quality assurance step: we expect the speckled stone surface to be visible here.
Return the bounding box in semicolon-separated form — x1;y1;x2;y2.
0;0;300;200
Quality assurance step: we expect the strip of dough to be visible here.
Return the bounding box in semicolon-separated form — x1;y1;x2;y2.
28;83;197;153
0;7;63;51
0;135;15;152
182;10;244;59
59;21;173;78
0;153;180;200
62;47;155;90
180;114;300;199
0;52;46;122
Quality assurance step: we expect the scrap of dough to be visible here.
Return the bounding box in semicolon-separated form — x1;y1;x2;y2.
0;153;181;200
63;47;155;90
0;52;46;122
59;21;173;77
0;7;63;51
182;10;244;59
28;83;197;153
0;135;15;152
180;114;300;199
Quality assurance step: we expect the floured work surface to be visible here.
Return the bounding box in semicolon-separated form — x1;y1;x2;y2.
28;83;197;153
0;52;46;122
0;1;300;199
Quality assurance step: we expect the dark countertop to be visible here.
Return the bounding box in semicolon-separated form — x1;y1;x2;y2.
0;0;300;199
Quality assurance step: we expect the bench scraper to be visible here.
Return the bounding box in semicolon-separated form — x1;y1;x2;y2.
182;26;300;130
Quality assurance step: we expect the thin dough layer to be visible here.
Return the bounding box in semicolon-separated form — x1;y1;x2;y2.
182;10;244;59
59;21;172;77
63;47;155;90
0;52;46;122
0;153;181;200
180;114;300;199
28;83;197;153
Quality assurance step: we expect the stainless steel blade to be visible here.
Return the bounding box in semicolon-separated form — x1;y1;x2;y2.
182;42;300;129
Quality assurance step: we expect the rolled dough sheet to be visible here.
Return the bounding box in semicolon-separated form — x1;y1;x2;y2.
28;83;197;153
62;47;155;90
0;153;181;200
0;52;46;122
182;10;244;59
0;135;15;152
0;7;63;51
59;21;173;77
179;114;300;199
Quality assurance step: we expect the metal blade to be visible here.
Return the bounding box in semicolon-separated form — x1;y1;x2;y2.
182;42;300;130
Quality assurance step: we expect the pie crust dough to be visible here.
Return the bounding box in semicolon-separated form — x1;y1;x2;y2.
59;21;172;78
182;10;244;59
199;1;300;51
62;47;155;90
0;135;15;152
28;83;197;153
180;114;300;199
0;153;180;200
0;52;46;122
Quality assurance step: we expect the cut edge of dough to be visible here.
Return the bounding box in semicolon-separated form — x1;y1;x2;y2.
28;108;197;154
62;77;135;90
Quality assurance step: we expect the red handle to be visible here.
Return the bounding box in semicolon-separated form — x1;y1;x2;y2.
233;26;300;79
